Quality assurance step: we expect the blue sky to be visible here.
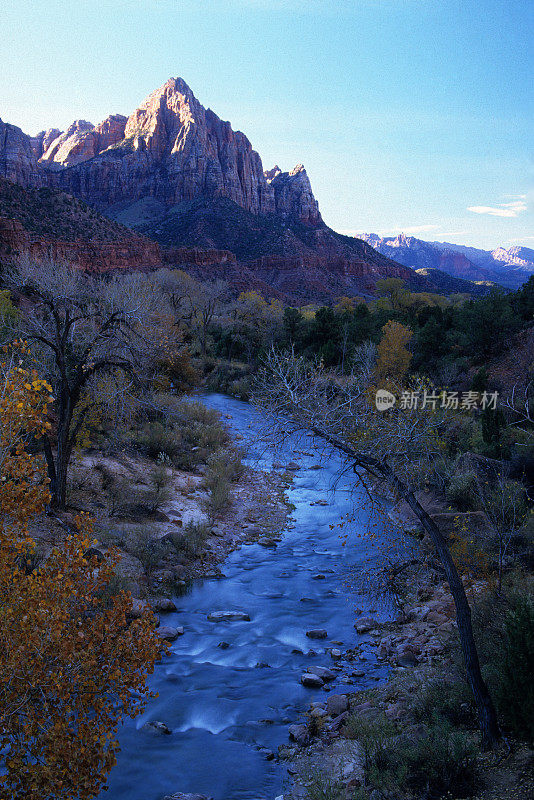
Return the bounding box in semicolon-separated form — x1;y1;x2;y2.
2;0;533;249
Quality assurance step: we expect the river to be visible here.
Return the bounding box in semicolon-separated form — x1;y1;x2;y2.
103;393;389;800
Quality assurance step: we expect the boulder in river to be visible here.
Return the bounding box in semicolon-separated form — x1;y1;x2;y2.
207;610;251;622
141;720;172;735
157;626;184;642
288;723;309;743
309;666;336;681
354;617;378;634
163;794;213;800
152;597;177;613
301;672;324;687
306;629;327;639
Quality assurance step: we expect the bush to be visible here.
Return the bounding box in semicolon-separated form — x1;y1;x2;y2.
402;719;477;798
127;527;165;587
494;595;534;741
138;421;180;461
145;462;173;514
136;397;232;471
484;479;529;534
96;573;133;608
201;447;244;520
471;582;534;742
304;769;346;800
446;471;479;511
170;520;211;557
345;713;406;794
411;678;476;727
346;712;477;798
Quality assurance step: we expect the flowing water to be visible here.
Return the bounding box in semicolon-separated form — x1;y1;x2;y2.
104;394;389;800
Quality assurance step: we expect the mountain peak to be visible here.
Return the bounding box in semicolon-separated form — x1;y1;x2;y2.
264;165;282;181
0;78;322;225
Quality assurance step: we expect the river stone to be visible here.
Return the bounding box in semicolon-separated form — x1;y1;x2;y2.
142;720;171;735
397;652;418;667
306;629;327;639
258;538;277;547
157;626;184;642
129;599;149;618
331;649;342;659
285;462;300;470
328;710;349;731
163;794;213;800
152;597;177;613
301;673;324;687
288;723;309;743
355;617;378;634
310;666;336;681
326;694;349;716
207;611;250;622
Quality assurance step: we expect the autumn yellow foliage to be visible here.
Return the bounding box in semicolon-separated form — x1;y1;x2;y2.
376;319;413;384
0;350;161;799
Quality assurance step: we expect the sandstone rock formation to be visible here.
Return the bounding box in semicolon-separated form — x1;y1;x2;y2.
0;119;42;186
0;215;162;273
37;115;128;168
266;163;320;225
1;77;321;226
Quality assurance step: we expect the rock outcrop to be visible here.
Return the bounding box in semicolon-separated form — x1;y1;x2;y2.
2;78;322;226
0;120;42;187
266;163;321;224
0;215;162;273
38;115;128;168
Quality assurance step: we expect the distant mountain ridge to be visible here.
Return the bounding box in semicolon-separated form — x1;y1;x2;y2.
359;233;533;289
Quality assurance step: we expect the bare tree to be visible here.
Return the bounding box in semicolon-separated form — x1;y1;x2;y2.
7;256;167;509
154;270;229;357
253;346;501;748
472;467;529;593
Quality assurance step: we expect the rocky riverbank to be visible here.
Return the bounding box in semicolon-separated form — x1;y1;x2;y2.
278;553;533;800
278;569;464;797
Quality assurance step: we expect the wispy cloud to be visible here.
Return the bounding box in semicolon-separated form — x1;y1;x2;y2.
506;235;534;243
468;198;527;218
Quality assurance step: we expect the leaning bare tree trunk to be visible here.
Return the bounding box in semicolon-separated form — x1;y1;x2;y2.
309;424;501;748
384;465;501;748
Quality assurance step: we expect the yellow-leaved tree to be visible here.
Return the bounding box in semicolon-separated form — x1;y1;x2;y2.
376;319;413;385
0;348;161;800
